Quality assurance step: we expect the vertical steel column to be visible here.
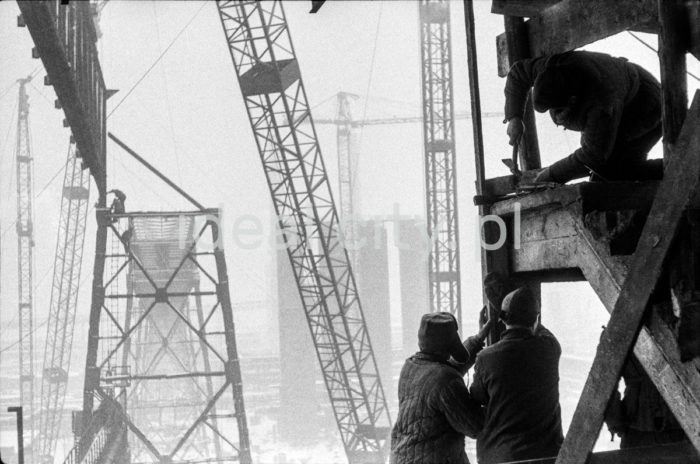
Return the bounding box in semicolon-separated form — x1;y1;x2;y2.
216;2;392;462
336;91;360;270
37;143;91;464
81;210;251;464
15;77;35;452
419;0;462;323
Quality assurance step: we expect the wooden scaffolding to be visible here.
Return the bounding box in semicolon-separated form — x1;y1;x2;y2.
473;0;700;462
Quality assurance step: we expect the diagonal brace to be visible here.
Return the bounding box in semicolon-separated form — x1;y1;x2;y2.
557;92;700;463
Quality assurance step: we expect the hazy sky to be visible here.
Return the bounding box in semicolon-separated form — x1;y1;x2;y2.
1;0;699;456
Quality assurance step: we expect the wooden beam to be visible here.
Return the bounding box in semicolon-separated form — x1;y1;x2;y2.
491;0;561;17
556;93;700;463
479;441;699;464
496;0;658;75
690;0;700;61
572;207;700;453
503;15;541;170
589;442;700;464
658;0;689;160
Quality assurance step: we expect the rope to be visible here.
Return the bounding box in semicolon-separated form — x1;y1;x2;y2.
626;31;700;83
107;2;208;118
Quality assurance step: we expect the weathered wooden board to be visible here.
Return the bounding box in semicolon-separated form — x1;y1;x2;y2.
556;94;700;463
491;0;561;17
496;0;658;75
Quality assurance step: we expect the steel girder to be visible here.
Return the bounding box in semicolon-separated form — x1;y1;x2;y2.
16;77;36;452
336;92;360;270
17;0;107;194
80;210;250;464
419;0;462;322
216;2;391;462
37;143;91;464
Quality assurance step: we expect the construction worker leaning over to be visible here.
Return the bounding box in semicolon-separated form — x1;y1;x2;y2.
504;50;663;184
391;312;487;464
470;287;564;463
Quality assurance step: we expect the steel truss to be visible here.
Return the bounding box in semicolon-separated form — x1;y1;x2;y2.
216;2;391;462
419;0;462;322
16;77;36;450
37;143;91;464
81;209;250;464
336;91;360;268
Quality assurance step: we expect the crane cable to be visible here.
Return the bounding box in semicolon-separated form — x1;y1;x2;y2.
107;2;208;118
626;31;700;83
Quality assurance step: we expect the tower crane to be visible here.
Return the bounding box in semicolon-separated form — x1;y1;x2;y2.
216;1;391;462
37;143;91;464
419;0;461;322
15;75;36;456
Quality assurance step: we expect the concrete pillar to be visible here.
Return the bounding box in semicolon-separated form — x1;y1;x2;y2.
355;220;393;398
398;220;429;359
276;250;319;443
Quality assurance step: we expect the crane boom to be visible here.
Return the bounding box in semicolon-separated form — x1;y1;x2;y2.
16;76;36;455
37;143;91;464
314;111;503;126
216;2;391;462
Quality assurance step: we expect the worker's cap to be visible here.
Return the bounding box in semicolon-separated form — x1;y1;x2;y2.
532;66;584;113
418;312;468;363
500;286;539;327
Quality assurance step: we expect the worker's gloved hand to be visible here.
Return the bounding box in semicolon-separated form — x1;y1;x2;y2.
533;167;557;184
506;117;524;146
463;335;485;360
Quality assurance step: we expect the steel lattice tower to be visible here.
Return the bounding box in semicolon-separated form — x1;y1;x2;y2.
336;91;360;267
15;76;36;449
419;0;462;322
216;2;391;462
80;209;251;464
37;143;91;464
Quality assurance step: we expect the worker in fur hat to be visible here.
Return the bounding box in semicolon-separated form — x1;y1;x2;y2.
391;312;485;464
504;50;662;184
470;287;563;464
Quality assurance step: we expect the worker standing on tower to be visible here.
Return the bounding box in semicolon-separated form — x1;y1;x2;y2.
470;287;563;463
391;312;486;464
504;50;663;184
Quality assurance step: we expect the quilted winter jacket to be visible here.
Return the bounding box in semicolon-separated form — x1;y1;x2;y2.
391;352;483;464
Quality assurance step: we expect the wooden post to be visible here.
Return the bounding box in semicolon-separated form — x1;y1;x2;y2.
658;0;688;161
464;0;509;342
503;15;541;170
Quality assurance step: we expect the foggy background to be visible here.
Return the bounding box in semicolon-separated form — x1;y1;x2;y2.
1;1;699;463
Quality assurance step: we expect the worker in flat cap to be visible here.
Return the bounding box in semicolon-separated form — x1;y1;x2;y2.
470;287;563;464
391;312;486;464
504;50;662;184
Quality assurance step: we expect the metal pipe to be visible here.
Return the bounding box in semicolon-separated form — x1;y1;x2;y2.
463;0;486;195
107;132;206;211
8;406;24;464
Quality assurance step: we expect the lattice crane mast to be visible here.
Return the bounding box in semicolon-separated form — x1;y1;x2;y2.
15;75;36;452
37;143;91;464
216;2;391;462
419;0;462;323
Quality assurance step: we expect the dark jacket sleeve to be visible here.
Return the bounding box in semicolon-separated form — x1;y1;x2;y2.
549;100;625;182
535;324;562;357
438;376;484;439
469;356;488;406
504;56;548;121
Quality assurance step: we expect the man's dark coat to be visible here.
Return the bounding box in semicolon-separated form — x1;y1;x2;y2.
470;327;563;464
